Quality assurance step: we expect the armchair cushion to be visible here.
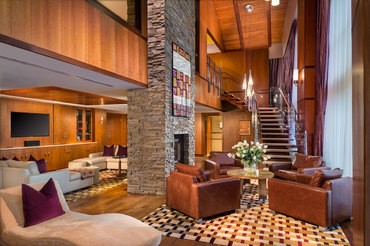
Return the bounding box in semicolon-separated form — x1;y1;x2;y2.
176;163;207;182
309;169;343;187
8;160;40;175
292;153;323;170
22;179;65;227
102;145;115;156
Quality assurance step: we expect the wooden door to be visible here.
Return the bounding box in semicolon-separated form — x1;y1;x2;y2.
54;105;76;144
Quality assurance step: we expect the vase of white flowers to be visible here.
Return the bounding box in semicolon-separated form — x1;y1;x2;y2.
228;140;269;175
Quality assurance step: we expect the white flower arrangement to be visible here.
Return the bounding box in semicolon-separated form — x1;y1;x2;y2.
228;140;270;167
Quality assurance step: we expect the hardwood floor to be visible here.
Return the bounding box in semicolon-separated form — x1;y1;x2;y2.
69;183;353;246
68;184;206;245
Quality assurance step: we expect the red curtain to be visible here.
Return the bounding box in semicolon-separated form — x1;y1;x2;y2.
313;0;330;156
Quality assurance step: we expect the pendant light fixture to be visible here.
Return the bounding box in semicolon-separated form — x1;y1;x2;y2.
271;0;280;6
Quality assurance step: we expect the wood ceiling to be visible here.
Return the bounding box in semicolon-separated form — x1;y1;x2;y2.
212;0;289;51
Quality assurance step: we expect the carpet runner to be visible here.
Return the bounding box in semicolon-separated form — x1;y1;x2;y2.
142;183;350;246
64;170;127;203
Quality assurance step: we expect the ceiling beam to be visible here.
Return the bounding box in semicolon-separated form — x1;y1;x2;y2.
233;0;244;50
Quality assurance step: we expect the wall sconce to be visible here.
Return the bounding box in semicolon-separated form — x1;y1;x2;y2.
293;68;299;85
219;121;223;129
99;116;104;125
271;0;280;6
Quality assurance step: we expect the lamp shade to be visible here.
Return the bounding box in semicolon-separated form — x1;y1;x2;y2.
248;69;253;86
242;74;247;90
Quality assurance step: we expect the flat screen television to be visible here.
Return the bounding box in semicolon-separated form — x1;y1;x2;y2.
11;112;50;137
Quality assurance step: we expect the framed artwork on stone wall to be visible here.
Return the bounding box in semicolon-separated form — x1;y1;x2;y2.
172;42;191;117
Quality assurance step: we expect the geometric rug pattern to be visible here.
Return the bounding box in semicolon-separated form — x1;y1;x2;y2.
64;170;127;203
142;183;350;246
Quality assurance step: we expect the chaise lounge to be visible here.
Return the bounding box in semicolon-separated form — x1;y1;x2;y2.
0;180;161;246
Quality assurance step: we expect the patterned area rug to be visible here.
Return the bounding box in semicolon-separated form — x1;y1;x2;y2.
64;170;127;203
142;183;350;246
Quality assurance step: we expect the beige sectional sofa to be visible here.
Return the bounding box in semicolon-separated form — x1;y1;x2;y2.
0;181;161;246
72;145;128;171
0;159;99;193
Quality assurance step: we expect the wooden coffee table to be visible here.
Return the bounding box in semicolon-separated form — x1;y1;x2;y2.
227;169;274;200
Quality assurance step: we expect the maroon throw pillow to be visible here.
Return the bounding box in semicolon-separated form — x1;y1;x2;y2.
176;163;207;182
117;145;127;157
103;145;114;156
1;157;8;160
309;169;343;187
292;153;323;170
12;156;19;161
28;155;47;173
22;179;65;227
309;170;325;187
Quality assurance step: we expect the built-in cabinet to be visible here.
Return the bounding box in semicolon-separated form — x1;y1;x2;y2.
54;105;76;144
76;109;92;142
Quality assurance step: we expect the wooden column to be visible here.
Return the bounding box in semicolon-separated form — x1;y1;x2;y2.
297;0;317;155
352;0;370;245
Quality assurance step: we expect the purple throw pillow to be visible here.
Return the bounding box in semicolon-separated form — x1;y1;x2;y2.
117;145;127;157
22;179;65;227
12;156;19;161
103;145;114;156
29;155;47;173
1;157;8;160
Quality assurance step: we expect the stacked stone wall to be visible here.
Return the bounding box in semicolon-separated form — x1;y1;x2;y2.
127;0;195;195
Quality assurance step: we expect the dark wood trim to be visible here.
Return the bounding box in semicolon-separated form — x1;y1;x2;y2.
301;65;316;69
84;0;147;41
233;0;244;50
0;34;148;88
207;30;224;53
297;97;315;104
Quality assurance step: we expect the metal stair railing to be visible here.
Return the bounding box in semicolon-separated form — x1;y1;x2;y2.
276;88;307;154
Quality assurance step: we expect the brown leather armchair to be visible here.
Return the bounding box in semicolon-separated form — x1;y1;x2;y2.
268;170;352;227
269;153;330;181
204;151;242;179
166;164;241;220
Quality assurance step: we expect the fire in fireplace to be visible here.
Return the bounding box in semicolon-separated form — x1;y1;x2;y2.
174;134;188;164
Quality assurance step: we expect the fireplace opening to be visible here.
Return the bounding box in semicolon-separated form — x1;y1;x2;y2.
174;134;188;164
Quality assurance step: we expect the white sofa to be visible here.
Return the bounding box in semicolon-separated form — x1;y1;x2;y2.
0;160;99;193
73;145;128;171
0;180;161;246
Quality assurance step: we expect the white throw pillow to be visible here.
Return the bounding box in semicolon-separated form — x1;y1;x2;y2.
7;160;40;175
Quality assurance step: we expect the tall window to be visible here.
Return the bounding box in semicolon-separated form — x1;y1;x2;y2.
323;0;352;176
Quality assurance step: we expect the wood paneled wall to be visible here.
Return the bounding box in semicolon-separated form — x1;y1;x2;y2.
194;75;222;110
210;49;270;107
297;0;317;155
106;113;127;146
93;109;107;152
194;113;206;155
0;0;147;85
222;110;254;152
0;98;54;148
352;0;370;245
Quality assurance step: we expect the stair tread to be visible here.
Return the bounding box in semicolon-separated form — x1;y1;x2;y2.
267;155;295;159
259;107;278;110
260;119;284;122
262;138;294;140
265;143;297;146
263;160;292;165
265;149;298;152
261;128;289;131
260;123;288;126
261;133;291;135
259;111;282;114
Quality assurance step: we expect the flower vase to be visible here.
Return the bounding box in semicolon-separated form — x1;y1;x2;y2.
242;160;256;175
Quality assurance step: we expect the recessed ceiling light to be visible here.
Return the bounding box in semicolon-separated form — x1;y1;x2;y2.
244;4;254;13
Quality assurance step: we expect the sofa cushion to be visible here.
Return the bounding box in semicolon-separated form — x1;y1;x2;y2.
0;160;9;167
103;145;115;156
22;179;65;227
309;169;343;187
292;153;323;170
117;145;127;156
69;171;82;181
8;160;40;175
176;163;207;182
28;155;47;174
